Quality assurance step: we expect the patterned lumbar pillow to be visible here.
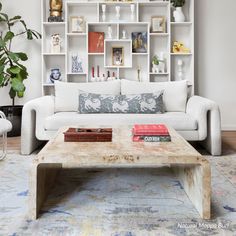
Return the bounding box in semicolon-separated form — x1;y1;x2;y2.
78;90;164;114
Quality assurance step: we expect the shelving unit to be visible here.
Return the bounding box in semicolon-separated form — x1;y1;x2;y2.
41;0;194;95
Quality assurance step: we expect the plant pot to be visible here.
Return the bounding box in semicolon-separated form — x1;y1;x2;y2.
173;7;185;22
0;105;23;137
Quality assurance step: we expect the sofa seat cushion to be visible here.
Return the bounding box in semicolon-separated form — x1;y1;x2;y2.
44;112;198;131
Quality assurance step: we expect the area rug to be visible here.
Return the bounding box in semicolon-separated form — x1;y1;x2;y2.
0;150;236;236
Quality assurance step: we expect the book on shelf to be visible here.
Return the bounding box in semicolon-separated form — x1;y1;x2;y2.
132;124;169;136
133;135;171;143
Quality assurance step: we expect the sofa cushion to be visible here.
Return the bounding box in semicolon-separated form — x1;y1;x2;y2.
54;80;121;112
121;80;188;112
78;91;164;114
44;112;198;131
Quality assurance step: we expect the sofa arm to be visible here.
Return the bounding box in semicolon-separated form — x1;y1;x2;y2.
21;96;55;155
186;96;222;156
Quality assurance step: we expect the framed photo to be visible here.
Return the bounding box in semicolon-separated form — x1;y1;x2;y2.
151;16;166;33
88;32;105;53
112;47;124;66
70;16;85;33
132;32;148;53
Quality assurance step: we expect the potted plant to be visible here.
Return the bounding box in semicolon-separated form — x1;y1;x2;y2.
152;55;165;74
171;0;186;22
0;2;41;136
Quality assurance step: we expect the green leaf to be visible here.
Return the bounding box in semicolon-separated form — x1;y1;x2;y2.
19;68;28;80
0;2;2;11
0;39;6;48
12;77;25;92
17;91;24;98
9;15;21;21
16;52;28;61
20;20;27;29
0;57;7;65
9;66;21;74
4;31;14;42
0;64;4;74
27;30;33;40
0;75;4;86
8;52;19;62
0;13;8;21
9;87;16;99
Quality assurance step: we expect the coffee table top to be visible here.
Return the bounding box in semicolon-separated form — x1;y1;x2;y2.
37;125;207;167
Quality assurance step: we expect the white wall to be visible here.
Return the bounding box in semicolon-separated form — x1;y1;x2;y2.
0;0;236;130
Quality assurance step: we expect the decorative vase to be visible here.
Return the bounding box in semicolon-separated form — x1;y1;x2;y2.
152;63;159;73
107;25;113;39
115;6;120;21
173;7;185;22
177;59;184;80
102;4;106;22
130;4;135;22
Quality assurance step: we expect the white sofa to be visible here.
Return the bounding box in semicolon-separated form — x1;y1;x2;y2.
21;80;222;156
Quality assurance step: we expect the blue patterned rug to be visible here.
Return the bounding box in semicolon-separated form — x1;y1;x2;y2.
0;150;236;236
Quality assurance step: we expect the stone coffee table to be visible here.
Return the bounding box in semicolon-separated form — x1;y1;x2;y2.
29;125;211;219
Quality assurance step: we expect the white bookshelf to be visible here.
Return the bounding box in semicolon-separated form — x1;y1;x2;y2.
41;0;194;95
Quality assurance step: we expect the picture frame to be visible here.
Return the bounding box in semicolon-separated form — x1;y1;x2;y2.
132;32;148;53
88;32;105;53
151;16;166;33
70;16;85;33
112;47;124;66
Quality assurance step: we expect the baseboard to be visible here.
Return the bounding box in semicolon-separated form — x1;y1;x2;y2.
222;125;236;131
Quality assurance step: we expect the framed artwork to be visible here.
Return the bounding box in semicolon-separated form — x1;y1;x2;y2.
151;16;166;33
88;32;105;53
70;16;85;33
132;32;148;53
112;47;124;66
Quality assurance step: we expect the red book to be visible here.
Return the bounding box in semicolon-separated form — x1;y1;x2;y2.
132;124;169;136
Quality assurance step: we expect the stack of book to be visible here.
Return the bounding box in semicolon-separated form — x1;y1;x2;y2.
132;124;171;142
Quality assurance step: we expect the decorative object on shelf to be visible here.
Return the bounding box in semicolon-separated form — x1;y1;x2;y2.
151;16;166;33
50;34;61;53
132;32;147;53
137;67;141;82
171;0;186;22
71;53;83;73
130;4;135;22
102;4;106;22
88;32;104;53
112;47;124;66
115;6;121;21
49;68;62;83
177;59;184;80
172;41;190;53
152;53;165;74
107;25;113;39
122;30;127;39
48;0;63;22
70;16;85;33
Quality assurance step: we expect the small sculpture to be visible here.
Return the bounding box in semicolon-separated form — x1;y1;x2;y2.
107;25;113;39
102;4;106;22
71;54;83;73
130;4;135;22
50;34;61;54
152;54;165;74
50;68;61;83
122;30;127;39
177;59;184;80
48;0;63;22
172;41;190;54
115;6;121;21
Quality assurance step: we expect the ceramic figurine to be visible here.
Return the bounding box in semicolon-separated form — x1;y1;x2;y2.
173;41;190;54
50;34;61;53
130;4;135;22
71;54;83;73
49;68;61;83
177;59;184;80
102;4;106;22
107;25;113;39
115;6;120;21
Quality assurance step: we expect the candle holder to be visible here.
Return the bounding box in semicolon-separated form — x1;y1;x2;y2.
102;4;106;22
130;4;135;22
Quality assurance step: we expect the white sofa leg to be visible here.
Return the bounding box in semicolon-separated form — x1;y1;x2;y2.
0;133;7;161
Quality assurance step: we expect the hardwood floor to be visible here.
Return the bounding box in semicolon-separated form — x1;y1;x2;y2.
6;131;236;154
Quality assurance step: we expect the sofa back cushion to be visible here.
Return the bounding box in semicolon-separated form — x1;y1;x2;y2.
121;80;188;112
55;80;121;112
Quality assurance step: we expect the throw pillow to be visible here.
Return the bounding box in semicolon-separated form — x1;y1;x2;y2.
78;91;164;114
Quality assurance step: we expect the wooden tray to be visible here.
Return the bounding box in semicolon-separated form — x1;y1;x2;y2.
64;128;112;142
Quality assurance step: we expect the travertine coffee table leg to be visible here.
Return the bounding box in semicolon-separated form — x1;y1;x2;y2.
174;161;211;219
29;163;62;219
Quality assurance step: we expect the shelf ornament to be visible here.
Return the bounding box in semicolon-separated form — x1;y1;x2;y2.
171;0;186;22
172;41;190;54
48;0;63;22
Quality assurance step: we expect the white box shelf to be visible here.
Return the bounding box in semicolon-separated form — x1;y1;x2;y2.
41;0;194;94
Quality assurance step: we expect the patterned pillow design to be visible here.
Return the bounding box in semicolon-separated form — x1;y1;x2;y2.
78;90;164;114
